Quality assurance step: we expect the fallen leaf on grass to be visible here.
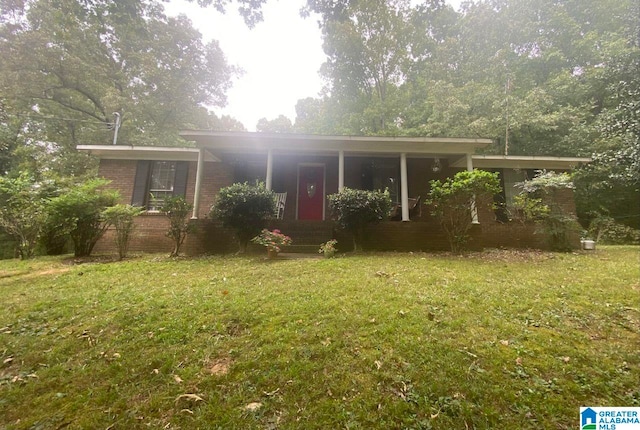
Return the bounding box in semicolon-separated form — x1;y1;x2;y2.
172;374;183;384
244;402;262;412
561;356;570;363
500;340;509;346
516;357;523;366
3;357;13;364
263;388;280;397
175;394;205;404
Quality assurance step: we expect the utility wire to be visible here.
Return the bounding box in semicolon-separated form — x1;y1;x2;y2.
10;113;109;126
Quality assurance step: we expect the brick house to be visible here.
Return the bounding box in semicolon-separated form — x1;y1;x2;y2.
78;131;590;254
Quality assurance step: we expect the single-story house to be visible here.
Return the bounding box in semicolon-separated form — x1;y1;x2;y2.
78;131;590;254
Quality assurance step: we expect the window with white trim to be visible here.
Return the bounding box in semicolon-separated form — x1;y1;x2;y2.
148;161;176;211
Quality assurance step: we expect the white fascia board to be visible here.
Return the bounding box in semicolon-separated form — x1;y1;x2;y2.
179;131;493;156
76;145;219;162
450;155;591;169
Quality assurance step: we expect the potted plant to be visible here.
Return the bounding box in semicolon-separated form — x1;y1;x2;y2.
251;229;292;258
318;239;338;258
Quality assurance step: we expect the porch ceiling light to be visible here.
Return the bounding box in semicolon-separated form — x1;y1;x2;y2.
432;158;442;173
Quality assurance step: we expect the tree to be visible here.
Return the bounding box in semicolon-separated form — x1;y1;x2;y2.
210;182;276;253
47;179;119;257
327;187;392;252
427;170;502;253
0;174;48;259
0;0;242;178
304;0;411;134
256;115;293;133
160;196;194;258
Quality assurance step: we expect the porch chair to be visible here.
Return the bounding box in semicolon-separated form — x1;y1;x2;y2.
390;195;422;221
275;192;287;220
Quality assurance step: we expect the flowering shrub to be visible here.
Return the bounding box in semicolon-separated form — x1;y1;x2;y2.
318;239;338;255
251;229;292;252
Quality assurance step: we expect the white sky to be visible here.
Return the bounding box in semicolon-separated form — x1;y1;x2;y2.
165;0;463;131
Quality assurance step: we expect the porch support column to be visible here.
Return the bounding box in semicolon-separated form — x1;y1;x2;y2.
400;153;410;222
192;147;205;219
265;148;273;191
466;153;479;224
338;150;345;192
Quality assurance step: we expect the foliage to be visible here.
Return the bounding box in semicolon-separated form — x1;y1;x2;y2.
427;170;502;253
250;229;292;253
256;115;293;133
210;182;276;253
318;239;338;257
102;204;144;260
1;248;638;429
46;179;119;257
587;215;640;244
159;197;194;258
327;187;392;252
0;0;243;178
0;173;48;259
515;171;580;251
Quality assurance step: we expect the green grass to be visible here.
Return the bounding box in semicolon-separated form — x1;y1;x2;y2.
1;247;639;429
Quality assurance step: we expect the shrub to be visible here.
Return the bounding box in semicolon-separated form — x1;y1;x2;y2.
327;187;392;252
0;173;47;259
160;196;194;257
211;182;276;253
47;179;119;257
251;229;292;253
102;204;144;260
588;215;640;244
427;170;502;253
515;171;580;251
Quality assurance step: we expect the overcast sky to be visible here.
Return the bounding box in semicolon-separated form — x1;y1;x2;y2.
165;0;463;131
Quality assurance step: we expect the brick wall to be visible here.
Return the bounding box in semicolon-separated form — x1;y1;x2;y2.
93;158;581;256
98;159;137;205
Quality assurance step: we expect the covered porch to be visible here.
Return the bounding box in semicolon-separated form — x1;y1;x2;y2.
181;131;494;223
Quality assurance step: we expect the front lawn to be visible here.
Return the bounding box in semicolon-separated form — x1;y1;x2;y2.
1;247;638;429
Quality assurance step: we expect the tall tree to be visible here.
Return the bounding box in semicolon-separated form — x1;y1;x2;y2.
0;0;263;177
304;0;411;134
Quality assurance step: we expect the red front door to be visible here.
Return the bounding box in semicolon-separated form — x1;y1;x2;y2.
297;165;324;220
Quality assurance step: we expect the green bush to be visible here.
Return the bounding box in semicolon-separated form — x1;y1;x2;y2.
327;187;392;252
47;179;119;257
160;197;194;257
515;171;580;251
427;170;502;253
0;173;48;259
588;216;640;244
102;204;144;260
210;183;276;253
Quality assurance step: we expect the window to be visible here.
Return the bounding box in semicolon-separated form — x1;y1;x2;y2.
131;160;189;210
148;161;176;211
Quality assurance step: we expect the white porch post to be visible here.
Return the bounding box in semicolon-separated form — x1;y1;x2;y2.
265;148;273;191
192;147;205;219
400;153;410;222
466;153;479;224
338;150;345;192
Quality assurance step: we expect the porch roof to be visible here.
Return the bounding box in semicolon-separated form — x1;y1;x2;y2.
179;131;494;156
451;154;591;170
